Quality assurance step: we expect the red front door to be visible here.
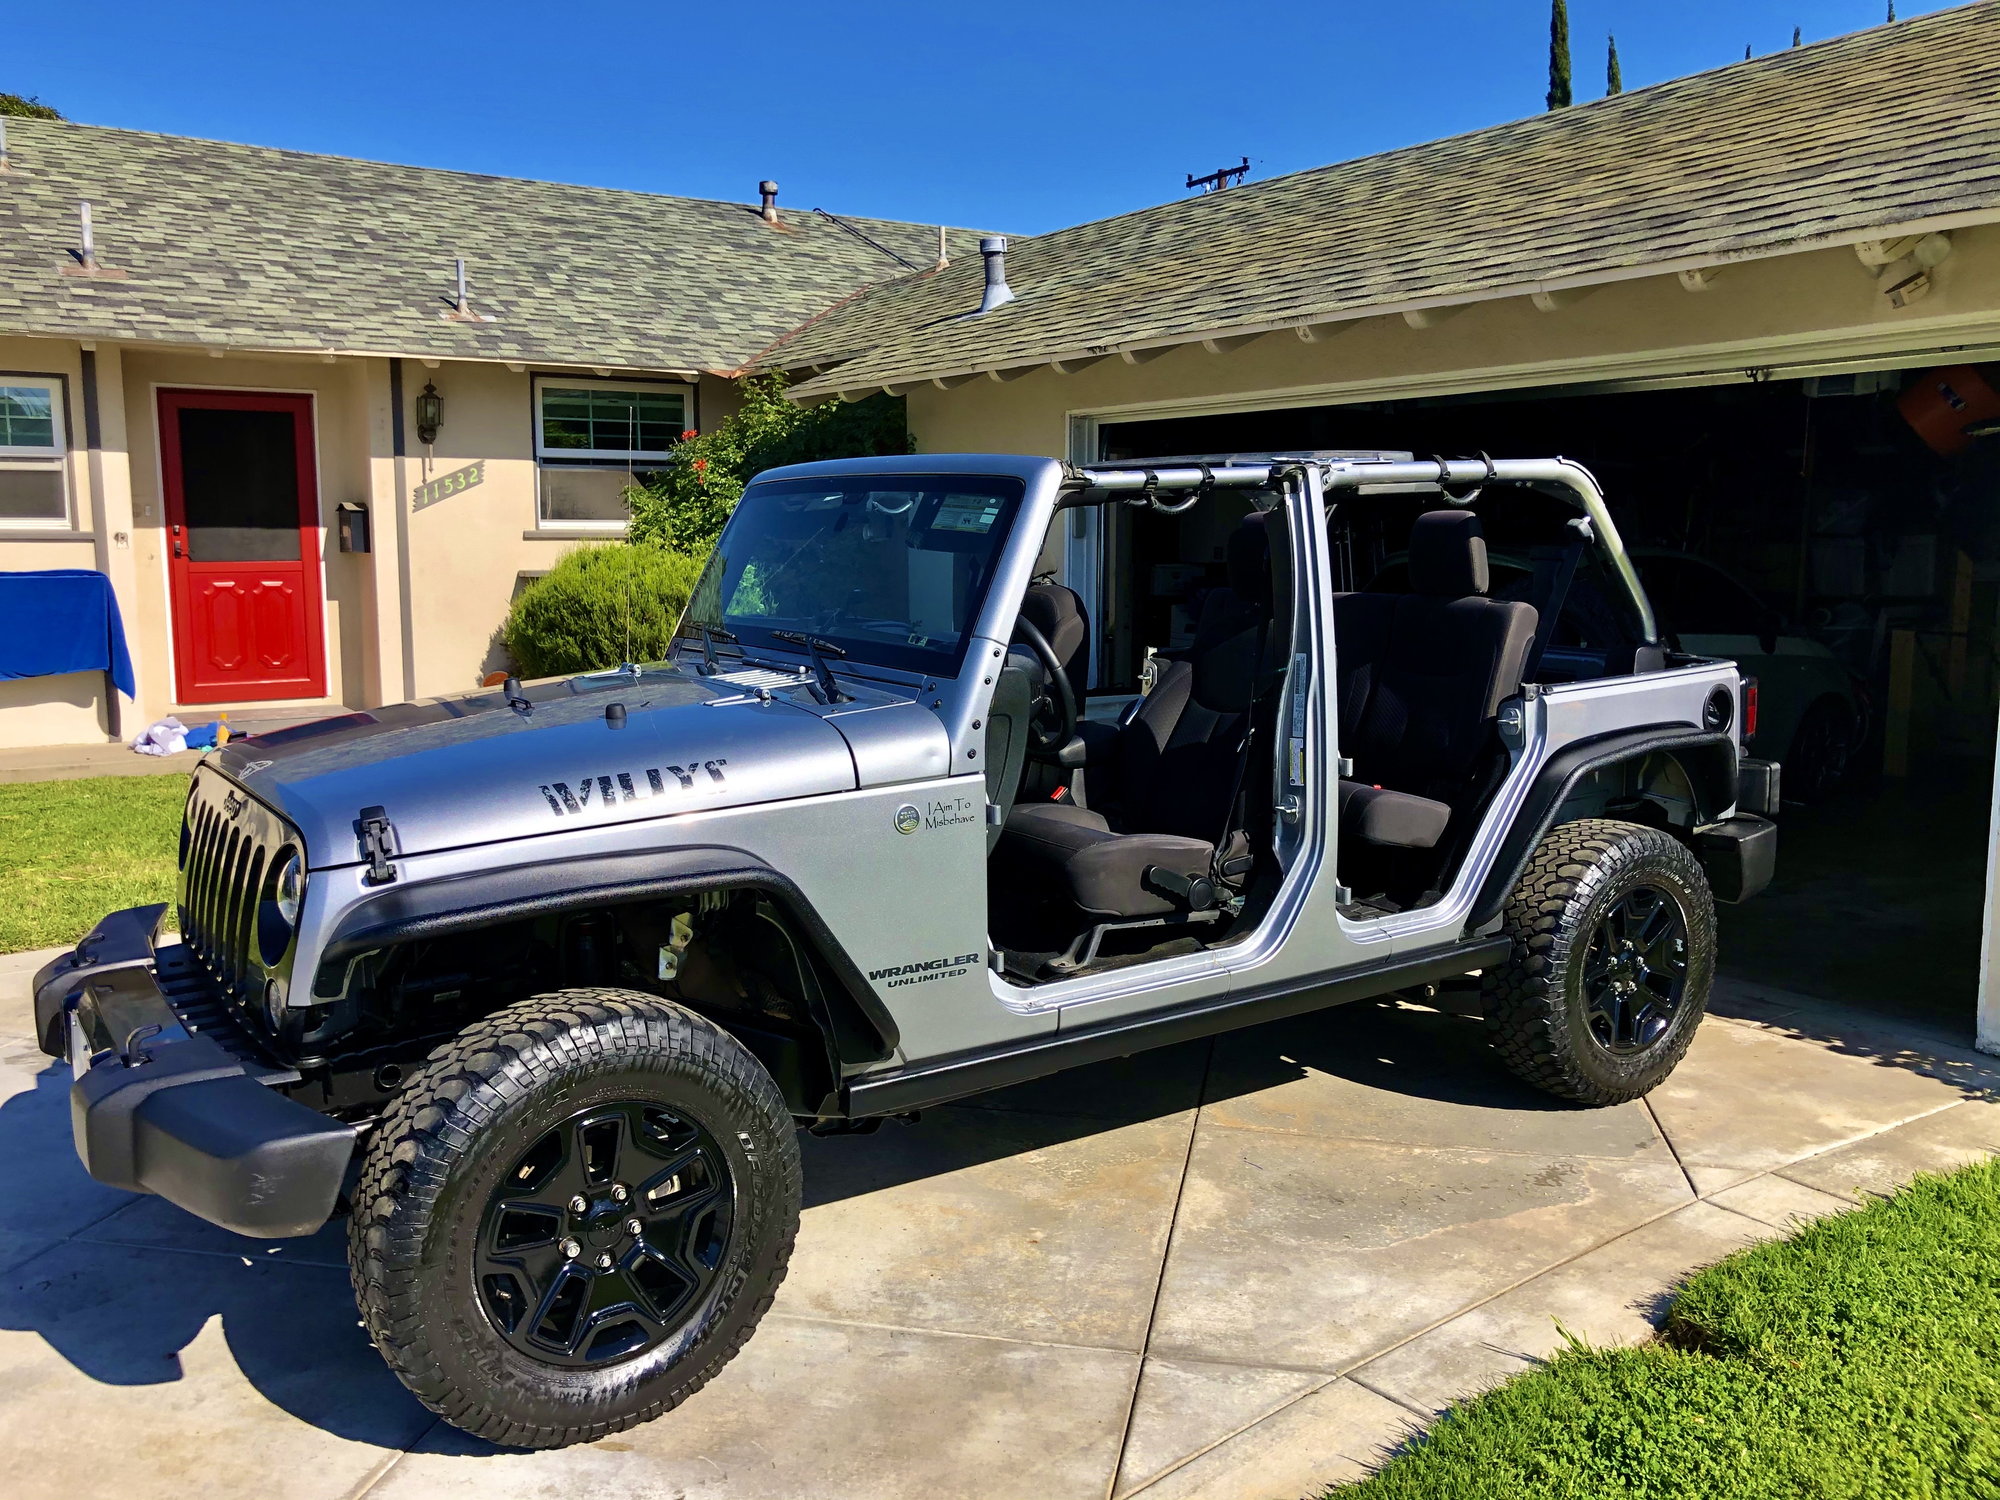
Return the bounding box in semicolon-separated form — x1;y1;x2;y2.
161;389;327;704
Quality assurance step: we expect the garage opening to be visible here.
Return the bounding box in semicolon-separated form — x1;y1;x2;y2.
1090;367;2000;1035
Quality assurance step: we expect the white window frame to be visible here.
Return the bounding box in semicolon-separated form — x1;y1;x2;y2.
0;374;72;530
533;375;692;464
532;374;692;532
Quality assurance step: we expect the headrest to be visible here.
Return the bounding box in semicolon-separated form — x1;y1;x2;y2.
1019;582;1089;685
1408;510;1489;598
1225;513;1271;605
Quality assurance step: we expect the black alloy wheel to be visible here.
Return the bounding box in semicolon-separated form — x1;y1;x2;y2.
349;988;800;1448
1579;884;1690;1056
1484;818;1717;1105
1785;697;1855;804
477;1100;735;1368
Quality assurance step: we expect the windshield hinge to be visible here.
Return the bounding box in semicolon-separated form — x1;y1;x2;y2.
357;806;400;885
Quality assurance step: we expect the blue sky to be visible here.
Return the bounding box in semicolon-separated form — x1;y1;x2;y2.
6;1;1952;234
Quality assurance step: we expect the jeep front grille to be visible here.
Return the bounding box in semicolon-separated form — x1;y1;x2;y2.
179;766;294;999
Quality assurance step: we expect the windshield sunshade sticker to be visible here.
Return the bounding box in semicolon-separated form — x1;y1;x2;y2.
539;759;728;817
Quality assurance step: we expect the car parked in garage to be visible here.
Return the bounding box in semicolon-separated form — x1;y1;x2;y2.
1630;550;1865;804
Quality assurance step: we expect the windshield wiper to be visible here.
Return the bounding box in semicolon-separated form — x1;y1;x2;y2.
685;621;739;676
771;630;853;704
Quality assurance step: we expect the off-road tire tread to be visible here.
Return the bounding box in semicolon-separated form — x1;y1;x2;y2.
348;988;799;1448
1483;817;1715;1106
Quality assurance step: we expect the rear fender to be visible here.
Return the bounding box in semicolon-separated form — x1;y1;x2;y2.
1469;727;1738;929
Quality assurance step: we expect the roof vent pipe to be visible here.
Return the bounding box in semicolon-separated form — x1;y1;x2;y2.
0;118;9;172
758;180;780;224
976;236;1016;314
78;201;96;271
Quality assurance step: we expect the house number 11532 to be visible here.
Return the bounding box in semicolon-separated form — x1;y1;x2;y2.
412;460;486;511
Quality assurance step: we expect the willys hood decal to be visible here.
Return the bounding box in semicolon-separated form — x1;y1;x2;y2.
210;664;942;867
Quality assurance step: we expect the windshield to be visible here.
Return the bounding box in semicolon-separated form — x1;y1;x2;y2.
682;474;1026;675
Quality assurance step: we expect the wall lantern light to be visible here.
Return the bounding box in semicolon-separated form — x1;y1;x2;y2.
415;381;443;445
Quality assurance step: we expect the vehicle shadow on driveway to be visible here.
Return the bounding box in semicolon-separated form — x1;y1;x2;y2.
799;998;1583;1208
0;1055;437;1451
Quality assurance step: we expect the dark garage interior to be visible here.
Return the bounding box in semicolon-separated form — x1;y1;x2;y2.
1095;367;2000;1035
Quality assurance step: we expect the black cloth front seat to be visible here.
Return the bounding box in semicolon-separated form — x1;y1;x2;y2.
997;515;1279;922
1331;510;1537;853
1018;581;1090;694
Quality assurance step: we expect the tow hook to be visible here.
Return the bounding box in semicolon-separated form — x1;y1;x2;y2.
120;1023;163;1067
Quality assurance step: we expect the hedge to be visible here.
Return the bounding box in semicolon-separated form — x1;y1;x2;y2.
502;543;705;677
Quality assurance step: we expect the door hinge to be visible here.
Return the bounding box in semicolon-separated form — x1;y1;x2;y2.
357;806;399;885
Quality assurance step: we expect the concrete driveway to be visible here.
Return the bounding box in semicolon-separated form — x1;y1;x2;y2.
3;952;1995;1500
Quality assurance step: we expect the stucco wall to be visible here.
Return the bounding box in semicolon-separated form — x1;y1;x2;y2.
903;230;2000;458
0;335;119;745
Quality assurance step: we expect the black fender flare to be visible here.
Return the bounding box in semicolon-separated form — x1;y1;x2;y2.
313;843;899;1061
1467;725;1738;931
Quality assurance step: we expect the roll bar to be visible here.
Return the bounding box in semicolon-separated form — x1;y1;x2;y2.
1068;454;1658;646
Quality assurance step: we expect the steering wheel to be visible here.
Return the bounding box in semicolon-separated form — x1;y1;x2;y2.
1012;616;1078;757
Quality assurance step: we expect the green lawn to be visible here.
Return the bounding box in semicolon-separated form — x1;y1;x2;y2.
0;773;188;953
1339;1158;2000;1498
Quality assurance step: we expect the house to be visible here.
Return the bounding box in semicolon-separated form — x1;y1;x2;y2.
0;117;982;748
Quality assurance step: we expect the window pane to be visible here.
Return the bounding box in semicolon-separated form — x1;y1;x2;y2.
0;387;57;450
539;386;682;454
0;464;67;522
177;407;302;561
540;467;633;524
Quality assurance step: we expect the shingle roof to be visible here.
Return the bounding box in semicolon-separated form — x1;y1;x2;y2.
0;119;988;371
777;4;2000;398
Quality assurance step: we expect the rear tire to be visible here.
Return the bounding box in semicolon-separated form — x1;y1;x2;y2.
1483;818;1715;1105
1784;696;1856;804
348;988;799;1448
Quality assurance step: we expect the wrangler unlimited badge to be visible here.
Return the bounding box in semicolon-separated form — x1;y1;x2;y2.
539;760;729;816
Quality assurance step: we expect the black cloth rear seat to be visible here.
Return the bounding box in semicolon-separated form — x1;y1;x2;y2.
1332;511;1537;853
997;514;1279;922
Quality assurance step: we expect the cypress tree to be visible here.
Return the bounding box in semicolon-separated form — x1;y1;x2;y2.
1547;0;1573;110
1888;2;1897;19
1793;26;1803;47
1606;35;1623;95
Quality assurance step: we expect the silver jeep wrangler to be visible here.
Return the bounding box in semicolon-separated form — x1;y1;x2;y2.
35;451;1776;1446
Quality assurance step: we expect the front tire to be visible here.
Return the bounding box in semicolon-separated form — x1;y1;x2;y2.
349;988;800;1448
1483;819;1716;1105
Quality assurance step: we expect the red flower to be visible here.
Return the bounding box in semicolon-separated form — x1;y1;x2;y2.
681;428;698;440
692;458;708;471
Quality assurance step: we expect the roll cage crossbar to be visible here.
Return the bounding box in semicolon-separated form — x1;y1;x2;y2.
1064;453;1659;647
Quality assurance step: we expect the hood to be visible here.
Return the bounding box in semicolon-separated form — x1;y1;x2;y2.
214;663;934;868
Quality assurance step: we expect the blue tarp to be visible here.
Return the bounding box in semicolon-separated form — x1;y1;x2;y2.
0;570;136;697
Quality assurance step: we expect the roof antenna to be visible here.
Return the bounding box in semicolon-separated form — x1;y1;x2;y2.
1186;157;1250;193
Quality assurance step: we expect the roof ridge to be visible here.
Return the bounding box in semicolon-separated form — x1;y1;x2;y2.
992;3;1994;253
2;116;994;237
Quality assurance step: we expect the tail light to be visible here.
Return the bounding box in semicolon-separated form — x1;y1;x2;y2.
1742;677;1759;742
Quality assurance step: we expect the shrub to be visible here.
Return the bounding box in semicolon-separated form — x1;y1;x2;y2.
626;372;911;555
502;543;705;677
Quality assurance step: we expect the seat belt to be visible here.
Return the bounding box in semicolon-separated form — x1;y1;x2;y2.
1521;530;1586;683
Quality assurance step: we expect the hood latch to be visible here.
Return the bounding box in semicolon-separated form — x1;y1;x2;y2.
357;806;400;885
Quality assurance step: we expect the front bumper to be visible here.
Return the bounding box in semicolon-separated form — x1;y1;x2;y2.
35;906;356;1238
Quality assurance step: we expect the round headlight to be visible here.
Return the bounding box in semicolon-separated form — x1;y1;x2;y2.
276;852;305;925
